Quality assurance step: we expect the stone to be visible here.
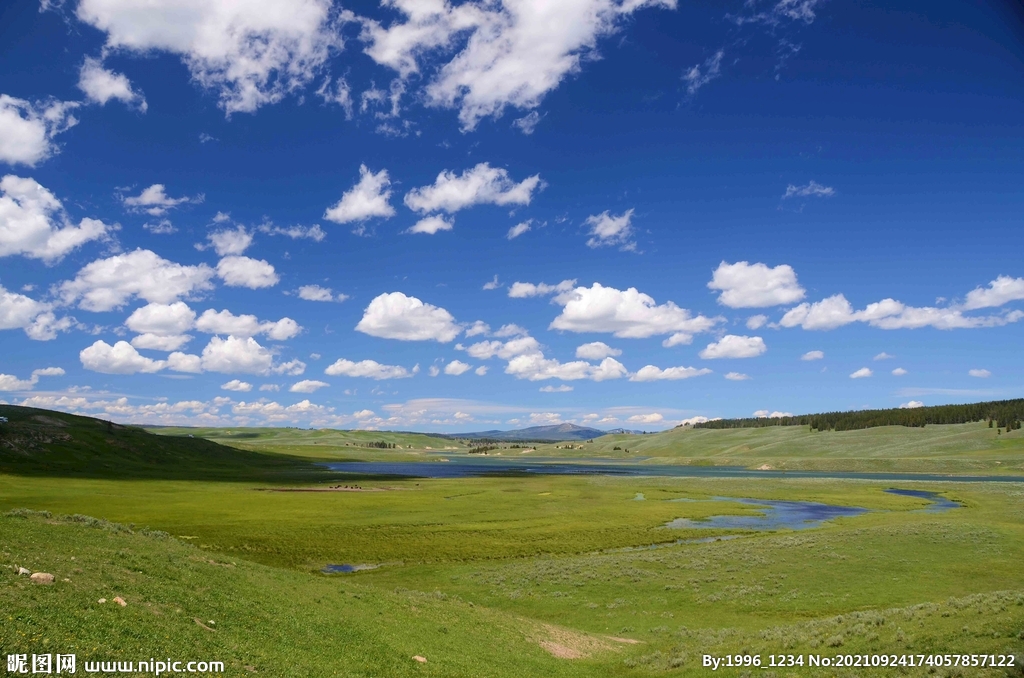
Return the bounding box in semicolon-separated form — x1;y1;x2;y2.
113;596;127;606
18;567;30;575
98;598;107;604
30;572;55;584
412;656;427;663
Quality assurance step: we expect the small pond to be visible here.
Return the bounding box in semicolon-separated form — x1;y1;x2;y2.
322;564;379;574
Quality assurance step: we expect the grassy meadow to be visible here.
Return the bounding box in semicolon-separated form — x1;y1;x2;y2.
2;405;1023;676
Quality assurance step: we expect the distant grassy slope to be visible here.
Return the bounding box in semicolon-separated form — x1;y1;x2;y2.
527;422;1024;473
150;425;470;462
0;405;321;481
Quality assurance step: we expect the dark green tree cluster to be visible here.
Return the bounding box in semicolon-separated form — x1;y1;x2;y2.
365;441;396;449
468;445;500;454
689;398;1024;432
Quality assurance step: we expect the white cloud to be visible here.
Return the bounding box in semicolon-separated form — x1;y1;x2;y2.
407;215;454;235
683;49;723;95
216;255;279;288
699;335;767;359
464;336;541;361
316;76;353;118
512;111;542;135
625;413;662;425
143;219;175;234
900;400;924;409
629;365;712;382
801;350;824;361
539;384;572;392
0;367;64;392
575;341;621;360
444;360;472;376
324;358;416;380
0;95;79;167
428;365;440;377
962;276;1024;310
81;340;166;374
204;225;252;256
122;184;200;216
474;366;488;376
506;354;627;382
200;336;274;374
297;284;348;302
464;321;490;337
584;208;635;249
968;369;991;378
272;359;307;376
130;333;191;351
849;367;872;379
0;175;112;262
508;279;576;298
783;180;835;199
323;165;396;226
725;372;750;381
60;249;215;312
506;220;532;239
780;292;1024;331
481;275;501;291
679;415;712;426
194;309;300;340
221;379;253;392
892;367;907;376
1;285;65;341
75;0;340;115
259;383;280;392
361;0;674;130
290;379;329;393
754;410;793;418
746;314;768;330
78;56;147;111
708;261;805;308
404;163;542;214
166;351;202;373
873;352;895;360
494;323;528;337
257;222;326;241
355;292;460;342
125;301;196;336
550;283;721;339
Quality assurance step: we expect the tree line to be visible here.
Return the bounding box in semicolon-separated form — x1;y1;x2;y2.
690;398;1024;432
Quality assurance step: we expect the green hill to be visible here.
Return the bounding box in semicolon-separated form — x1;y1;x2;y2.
0;405;321;481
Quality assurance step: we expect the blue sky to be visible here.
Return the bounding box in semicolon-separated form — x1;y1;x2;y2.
1;0;1022;431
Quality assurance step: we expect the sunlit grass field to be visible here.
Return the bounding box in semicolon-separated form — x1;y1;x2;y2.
2;405;1023;676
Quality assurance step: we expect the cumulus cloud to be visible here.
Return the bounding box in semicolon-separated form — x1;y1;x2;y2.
271;359;307;376
683;49;723;95
627;413;664;424
507;220;532;239
290;379;329;393
1;285;71;341
474;365;487;376
482;275;501;291
78;56;147;111
355;292;460;342
199;335;275;374
708;261;805;308
122;184;201;216
444;360;472;376
143;219;175;234
80;340;166;374
754;410;793;418
257;221;326;241
297;284;348;302
75;0;341;115
0;95;79;166
968;368;991;378
800;350;824;361
125;302;196;336
324;358;416;380
629;365;712;382
550;283;721;340
0;175;112;262
783;180;835;199
0;367;65;391
584;209;634;249
539;384;572;392
507;354;627;382
167;351;202;373
203;225;252;256
130;333;191;351
360;0;674;130
849;367;872;379
575;341;621;360
508;279;576;298
962;276;1024;310
221;379;252;392
699;335;767;359
59;249;215;312
404;163;542;214
900;400;924;409
323;165;395;227
746;314;768;330
873;352;895;360
512;111;542;134
725;372;750;381
892;367;907;376
216;255;279;288
194;309;300;340
407;215;454;235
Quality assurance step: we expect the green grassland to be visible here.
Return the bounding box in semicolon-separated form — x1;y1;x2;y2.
2;406;1024;676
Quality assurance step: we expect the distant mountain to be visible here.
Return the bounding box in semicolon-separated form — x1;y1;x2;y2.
449;423;607;442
